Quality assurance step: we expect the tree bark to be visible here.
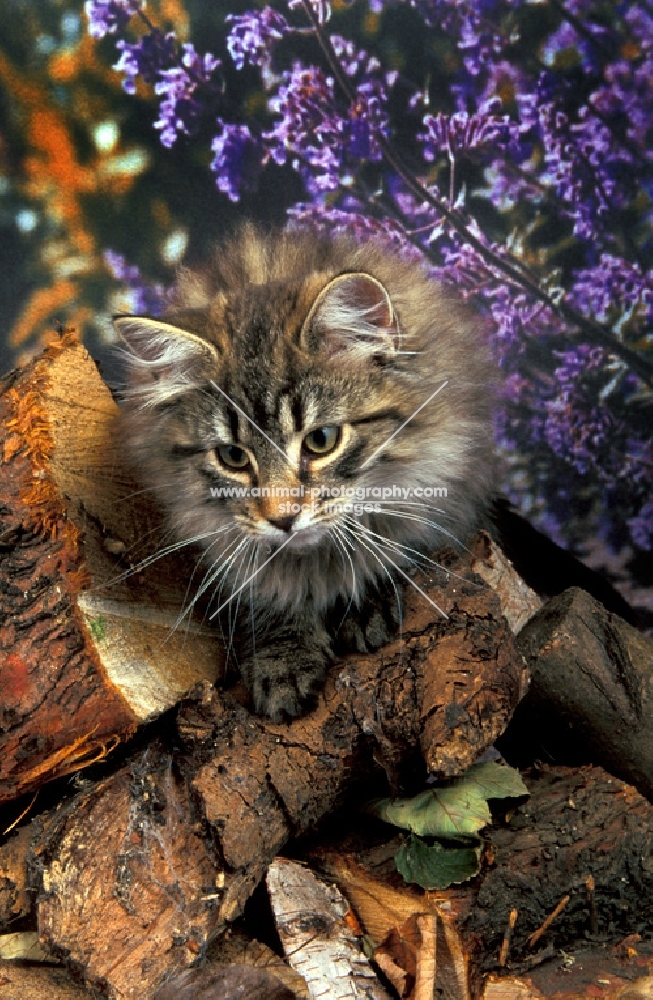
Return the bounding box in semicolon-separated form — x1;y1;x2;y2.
0;332;223;804
503;587;653;802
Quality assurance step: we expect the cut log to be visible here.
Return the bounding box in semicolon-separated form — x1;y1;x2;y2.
0;961;91;1000
152;964;298;1000
36;743;223;1000
504;587;653;801
0;822;35;928
470;532;542;634
206;929;310;998
0;332;223;804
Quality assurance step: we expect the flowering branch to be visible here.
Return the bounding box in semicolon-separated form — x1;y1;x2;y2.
300;0;653;386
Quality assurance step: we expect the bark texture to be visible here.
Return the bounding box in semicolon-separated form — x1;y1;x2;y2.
0;333;223;804
507;587;653;801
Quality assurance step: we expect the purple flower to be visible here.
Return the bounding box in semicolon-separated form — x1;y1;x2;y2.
265;64;342;193
570;255;653;326
346;80;389;161
210;120;261;201
114;30;177;95
421;99;520;161
519;72;638;241
154;42;220;148
85;0;141;39
104;250;167;315
226;8;289;72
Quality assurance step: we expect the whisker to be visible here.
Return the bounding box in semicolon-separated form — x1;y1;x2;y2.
225;541;256;659
91;524;235;590
341;522;405;654
209;534;295;618
342;515;483;589
181;535;252;630
329;525;357;628
346;527;448;619
368;507;472;554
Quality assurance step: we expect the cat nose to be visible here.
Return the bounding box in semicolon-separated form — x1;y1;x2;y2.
267;514;297;533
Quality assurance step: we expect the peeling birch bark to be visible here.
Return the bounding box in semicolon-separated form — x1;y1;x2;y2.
267;858;393;1000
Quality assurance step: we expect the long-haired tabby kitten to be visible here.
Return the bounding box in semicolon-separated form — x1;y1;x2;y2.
116;224;495;721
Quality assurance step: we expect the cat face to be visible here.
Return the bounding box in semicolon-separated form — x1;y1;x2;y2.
116;227;495;614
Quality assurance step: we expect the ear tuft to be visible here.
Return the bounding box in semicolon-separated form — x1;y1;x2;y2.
302;272;399;360
114;316;218;407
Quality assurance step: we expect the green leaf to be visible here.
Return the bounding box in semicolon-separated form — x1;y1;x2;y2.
367;763;528;839
369;786;491;838
395;835;482;890
463;761;529;801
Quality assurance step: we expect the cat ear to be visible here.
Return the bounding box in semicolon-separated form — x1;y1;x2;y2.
114;315;219;406
301;272;399;360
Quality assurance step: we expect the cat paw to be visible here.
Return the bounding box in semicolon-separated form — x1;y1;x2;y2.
242;651;328;722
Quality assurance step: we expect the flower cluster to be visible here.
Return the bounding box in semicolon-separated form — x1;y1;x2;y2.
226;8;289;72
85;0;140;38
85;0;653;569
115;30;177;95
210;121;261;202
154;44;221;148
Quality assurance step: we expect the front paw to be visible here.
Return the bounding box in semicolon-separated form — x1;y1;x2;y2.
240;649;329;722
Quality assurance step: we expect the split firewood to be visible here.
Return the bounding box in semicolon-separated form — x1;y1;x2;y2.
0;332;223;804
206;929;310;999
0;821;34;927
0;930;48;961
509;587;653;801
35;744;224;1000
482;964;653;999
266;857;393;1000
470;532;542;634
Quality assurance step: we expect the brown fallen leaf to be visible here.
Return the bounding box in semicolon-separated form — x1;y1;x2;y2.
374;912;437;1000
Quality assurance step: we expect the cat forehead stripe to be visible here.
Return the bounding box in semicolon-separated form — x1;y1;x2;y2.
210;379;296;470
359;380;449;470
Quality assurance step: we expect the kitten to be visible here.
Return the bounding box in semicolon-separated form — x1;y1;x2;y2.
115;224;496;721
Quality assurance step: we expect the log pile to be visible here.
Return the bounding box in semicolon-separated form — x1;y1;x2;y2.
1;333;652;1000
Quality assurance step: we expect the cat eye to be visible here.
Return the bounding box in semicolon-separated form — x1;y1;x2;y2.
302;426;340;456
215;444;251;470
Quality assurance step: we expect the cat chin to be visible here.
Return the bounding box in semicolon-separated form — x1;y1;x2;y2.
284;525;328;549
